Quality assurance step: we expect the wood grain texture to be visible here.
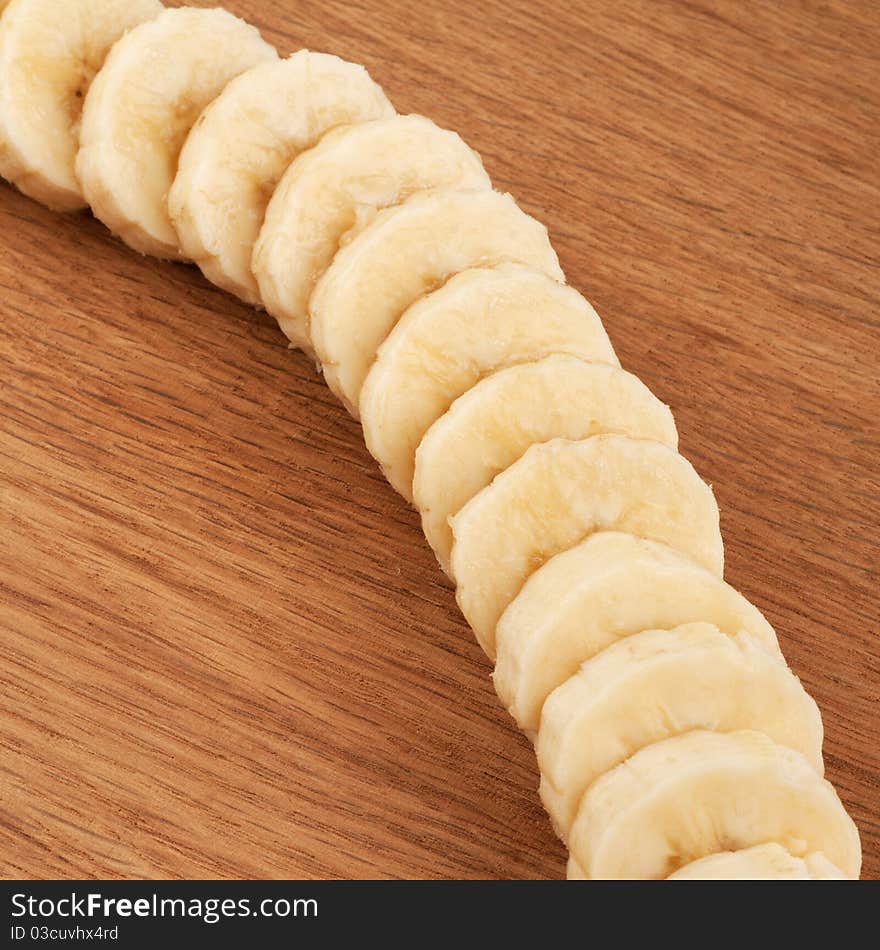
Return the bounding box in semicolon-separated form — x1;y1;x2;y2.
1;0;877;880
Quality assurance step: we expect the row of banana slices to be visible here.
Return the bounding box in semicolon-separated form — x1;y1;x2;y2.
0;1;861;879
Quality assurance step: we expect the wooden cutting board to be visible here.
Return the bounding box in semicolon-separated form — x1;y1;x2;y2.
1;0;877;880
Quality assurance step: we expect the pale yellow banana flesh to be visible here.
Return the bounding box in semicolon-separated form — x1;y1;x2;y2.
0;0;163;211
169;51;395;305
537;623;823;838
667;843;846;880
253;114;490;350
309;188;565;417
77;7;276;258
574;845;846;880
494;531;779;734
452;435;724;658
568;730;861;880
414;357;677;572
361;263;617;503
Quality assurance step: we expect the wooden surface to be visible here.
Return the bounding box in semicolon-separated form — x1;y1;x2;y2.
1;0;878;880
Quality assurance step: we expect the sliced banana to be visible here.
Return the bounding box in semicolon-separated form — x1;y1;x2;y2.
253;114;490;349
77;6;276;257
361;264;617;502
495;532;778;734
668;843;846;880
0;0;163;211
414;357;677;571
309;188;565;416
451;436;723;659
568;730;861;880
169;52;394;305
537;623;823;837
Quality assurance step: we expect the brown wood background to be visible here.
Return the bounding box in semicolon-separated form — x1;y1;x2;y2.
1;0;877;880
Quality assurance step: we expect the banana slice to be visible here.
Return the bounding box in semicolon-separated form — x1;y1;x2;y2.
568;730;861;880
494;532;778;733
169;52;394;305
253;114;490;349
0;0;163;211
668;843;846;880
451;436;723;658
77;7;276;257
537;623;823;837
360;264;617;502
414;357;677;571
309;188;564;416
569;846;846;880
